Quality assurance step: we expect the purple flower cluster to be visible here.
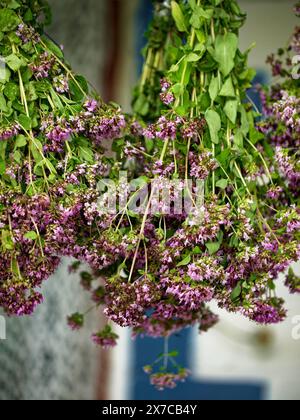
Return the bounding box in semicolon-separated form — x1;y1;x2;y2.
149;369;190;391
245;299;286;325
273;91;300;129
166;281;214;310
16;24;41;44
275;147;300;189
88;114;126;145
0;286;43;317
266;54;283;77
0;124;19;141
53;75;69;93
41;115;72;152
266;186;283;200
189;151;218;180
160;77;174;105
291;26;300;54
30;52;56;79
285;268;300;294
103;278;162;327
91;326;119;349
67;313;84;330
199;307;219;332
144;115;205;142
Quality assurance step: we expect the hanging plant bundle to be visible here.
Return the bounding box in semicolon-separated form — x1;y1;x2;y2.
258;0;300;293
0;0;299;391
86;0;299;387
0;0;128;315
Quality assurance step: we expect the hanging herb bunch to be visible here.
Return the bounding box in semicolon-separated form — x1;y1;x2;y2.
0;0;299;391
259;0;300;294
0;0;128;315
96;0;300;388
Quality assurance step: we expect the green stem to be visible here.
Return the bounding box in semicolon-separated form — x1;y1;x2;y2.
212;143;216;195
245;138;274;185
127;140;169;282
40;40;87;98
163;337;169;369
140;47;154;92
30;216;45;258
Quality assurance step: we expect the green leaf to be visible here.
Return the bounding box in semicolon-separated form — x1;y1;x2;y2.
234;129;244;148
214;33;238;77
41;35;64;59
206;242;221;255
216;148;230;166
209;76;219;102
24;231;38;241
5;54;24;71
178;60;192;86
205;109;221;144
0;159;5;175
69;75;88;102
177;254;191;267
192;246;202;255
144;137;153;153
79;146;93;163
231;282;242;302
186;53;201;62
195;29;206;44
239;106;250;135
7;0;21;10
34;80;51;97
190;7;213;29
219;76;235;97
216;179;228;190
168;350;179;358
249;126;264;144
0;93;7;112
0;63;11;84
23;8;33;22
17;114;31;130
130;176;149;189
171;1;188;32
13;149;21;163
133;94;149;116
1;229;14;251
4;82;19;101
224;99;238;124
0;8;20;32
14;134;27;149
188;0;197;10
26;82;38;101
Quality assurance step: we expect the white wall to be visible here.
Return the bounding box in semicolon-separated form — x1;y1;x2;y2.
239;0;298;70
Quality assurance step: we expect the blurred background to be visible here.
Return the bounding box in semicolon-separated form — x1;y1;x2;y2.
0;0;299;401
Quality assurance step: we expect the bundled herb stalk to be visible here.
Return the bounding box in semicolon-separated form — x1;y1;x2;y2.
0;0;299;391
259;0;300;293
106;0;300;387
0;0;127;315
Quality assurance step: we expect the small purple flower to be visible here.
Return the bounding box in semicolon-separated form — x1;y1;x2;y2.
16;23;40;44
249;300;286;324
160;92;175;106
67;313;84;330
84;99;98;113
266;186;283;200
149;369;191;391
160;78;171;92
91;326;119;349
54;75;69;93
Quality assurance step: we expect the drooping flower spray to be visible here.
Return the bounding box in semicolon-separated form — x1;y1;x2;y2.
0;0;299;391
